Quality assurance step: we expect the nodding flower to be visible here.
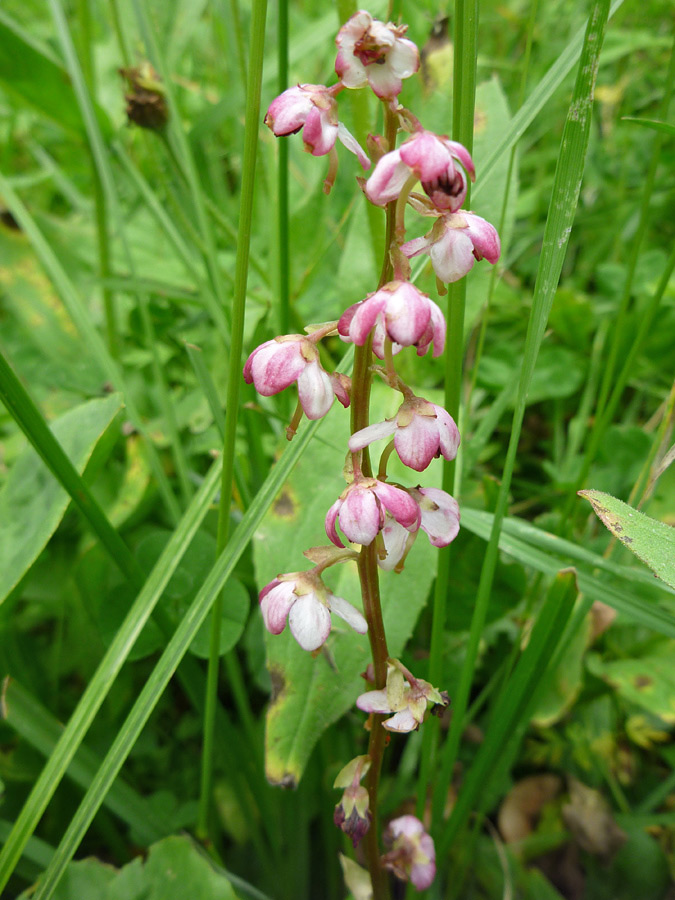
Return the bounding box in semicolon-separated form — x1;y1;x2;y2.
335;10;419;101
401;210;501;284
365;130;475;212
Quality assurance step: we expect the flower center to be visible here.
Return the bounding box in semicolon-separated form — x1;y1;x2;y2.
354;35;389;66
423;170;464;200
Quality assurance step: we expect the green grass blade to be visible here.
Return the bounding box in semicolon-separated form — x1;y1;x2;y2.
2;681;166;846
432;0;611;832
0;460;222;893
438;571;577;857
30;408;334;898
474;0;623;194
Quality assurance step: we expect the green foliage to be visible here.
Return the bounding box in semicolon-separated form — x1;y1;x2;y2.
0;0;673;896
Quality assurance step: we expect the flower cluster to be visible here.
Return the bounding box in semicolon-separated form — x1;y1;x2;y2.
248;10;502;893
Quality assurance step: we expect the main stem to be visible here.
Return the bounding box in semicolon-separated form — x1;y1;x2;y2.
348;103;399;900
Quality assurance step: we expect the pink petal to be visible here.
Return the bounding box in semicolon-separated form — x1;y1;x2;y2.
384;282;431;346
335;49;367;87
260;580;296;634
325;499;345;548
265;86;313;136
297;360;334;419
443;138;475;181
337;122;370;169
356;688;391;714
400;233;432;259
329;594;368;634
339;488;383;546
302;106;338;157
365;151;409;206
288;593;331;651
389;815;425;839
394;414;439;472
464;213;501;263
247;339;306;395
345;295;387;345
330;372;351;408
348;418;397;453
373;483;420;532
400;132;452;182
432;404;460;460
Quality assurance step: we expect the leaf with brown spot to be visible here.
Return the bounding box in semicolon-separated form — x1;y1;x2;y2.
580;490;675;589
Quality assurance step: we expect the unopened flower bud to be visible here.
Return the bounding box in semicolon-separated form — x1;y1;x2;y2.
120;63;168;130
333;755;372;847
382;815;436;890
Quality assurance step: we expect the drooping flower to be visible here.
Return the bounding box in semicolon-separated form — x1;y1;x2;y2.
259;572;367;652
375;486;460;571
265;83;370;169
338;281;446;358
365;130;475;212
356;659;448;732
326;477;420;548
382;815;436;891
333;755;372;847
401;210;500;283
335;10;419;101
411;486;461;547
244;335;350;420
349;396;460;472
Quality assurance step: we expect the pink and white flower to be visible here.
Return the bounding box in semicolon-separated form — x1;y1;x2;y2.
383;815;436;891
338;281;446;358
264;83;369;168
376;487;460;570
356;659;448;733
259;573;367;652
365;130;475;212
349;396;460;472
326;477;420;548
335;11;419;101
244;335;350;420
401;210;500;283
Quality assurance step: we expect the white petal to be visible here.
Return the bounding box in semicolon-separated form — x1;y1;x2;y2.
348;418;397;452
356;688;391;714
328;594;368;634
288;593;331;651
297;361;333;419
337;122;371;170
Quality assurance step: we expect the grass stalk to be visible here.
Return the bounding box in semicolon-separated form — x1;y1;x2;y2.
430;0;611;835
417;0;478;827
198;0;269;839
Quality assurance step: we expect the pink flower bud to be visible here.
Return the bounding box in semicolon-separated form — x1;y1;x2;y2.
333;755;372;847
349;396;460;472
338;281;446;358
243;335;350;420
264;84;369;169
335;11;419;101
325;478;420;548
259;573;367;652
401;211;500;284
365;130;475;212
383;815;436;891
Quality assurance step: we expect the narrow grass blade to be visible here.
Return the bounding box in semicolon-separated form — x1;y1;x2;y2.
474;0;623;194
2;681;166;846
0;460;222;892
432;0;611;832
29;408;334;899
438;570;577;856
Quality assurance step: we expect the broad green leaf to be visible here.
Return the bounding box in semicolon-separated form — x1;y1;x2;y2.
587;643;675;724
20;835;239;900
0;394;122;603
580;490;675;589
254;385;437;787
